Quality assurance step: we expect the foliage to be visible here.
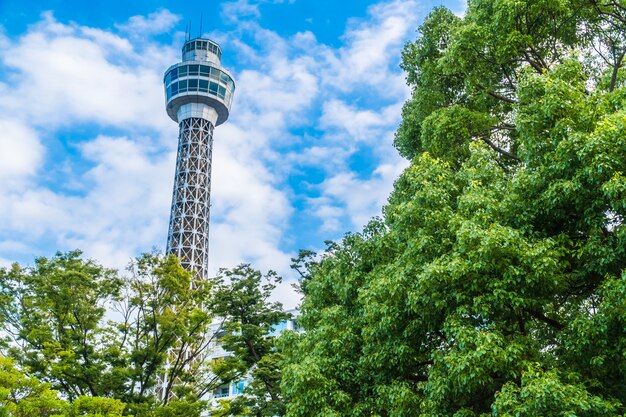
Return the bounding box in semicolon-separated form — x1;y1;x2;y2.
0;250;121;400
114;254;214;405
0;255;292;416
283;0;626;415
0;356;65;417
210;265;291;417
0;252;215;415
65;396;125;417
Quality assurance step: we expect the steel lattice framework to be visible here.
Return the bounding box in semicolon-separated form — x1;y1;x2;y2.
166;118;215;280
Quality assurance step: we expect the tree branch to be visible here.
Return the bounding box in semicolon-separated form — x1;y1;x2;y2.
609;50;625;92
524;308;565;330
476;83;518;104
477;134;521;161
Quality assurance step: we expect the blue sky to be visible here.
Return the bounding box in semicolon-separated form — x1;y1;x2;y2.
0;0;464;307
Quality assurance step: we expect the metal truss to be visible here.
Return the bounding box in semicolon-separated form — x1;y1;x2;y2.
166;117;214;281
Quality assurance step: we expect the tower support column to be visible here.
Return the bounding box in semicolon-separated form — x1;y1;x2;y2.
166;112;215;280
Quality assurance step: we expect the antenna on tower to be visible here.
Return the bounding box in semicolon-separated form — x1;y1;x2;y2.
188;20;192;40
200;13;203;37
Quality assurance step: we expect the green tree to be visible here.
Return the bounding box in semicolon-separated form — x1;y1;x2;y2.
113;254;214;407
283;0;626;415
0;251;121;400
0;252;215;415
0;356;65;417
210;265;291;417
65;396;125;417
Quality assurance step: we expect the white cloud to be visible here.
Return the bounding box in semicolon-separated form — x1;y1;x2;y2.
319;0;421;97
0;12;174;131
0;119;44;179
0;27;10;50
209;126;293;275
0;258;13;268
80;27;133;53
270;280;300;310
221;0;262;24
213;0;423;262
318;159;409;230
220;0;297;24
0;135;173;268
0;240;33;260
116;9;181;36
453;0;468;17
320;99;404;143
286;145;353;173
284;0;423;234
306;198;344;232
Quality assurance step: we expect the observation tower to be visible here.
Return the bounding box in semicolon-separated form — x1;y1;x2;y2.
164;38;235;279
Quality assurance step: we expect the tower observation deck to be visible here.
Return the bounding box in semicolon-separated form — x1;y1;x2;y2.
164;37;235;279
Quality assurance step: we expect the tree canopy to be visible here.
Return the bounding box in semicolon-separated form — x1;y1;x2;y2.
210;265;291;417
282;0;626;415
0;253;288;416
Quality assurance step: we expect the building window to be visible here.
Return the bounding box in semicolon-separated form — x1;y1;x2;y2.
167;67;178;83
213;385;230;398
232;380;247;395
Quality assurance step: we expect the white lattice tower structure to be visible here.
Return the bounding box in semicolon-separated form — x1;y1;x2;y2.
156;38;235;402
164;37;235;280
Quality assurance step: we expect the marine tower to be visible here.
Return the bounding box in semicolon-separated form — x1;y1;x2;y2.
164;37;235;279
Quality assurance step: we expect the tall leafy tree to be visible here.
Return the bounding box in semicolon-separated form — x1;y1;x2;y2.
210;265;291;417
0;252;216;416
0;251;121;400
113;254;215;407
283;0;626;415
